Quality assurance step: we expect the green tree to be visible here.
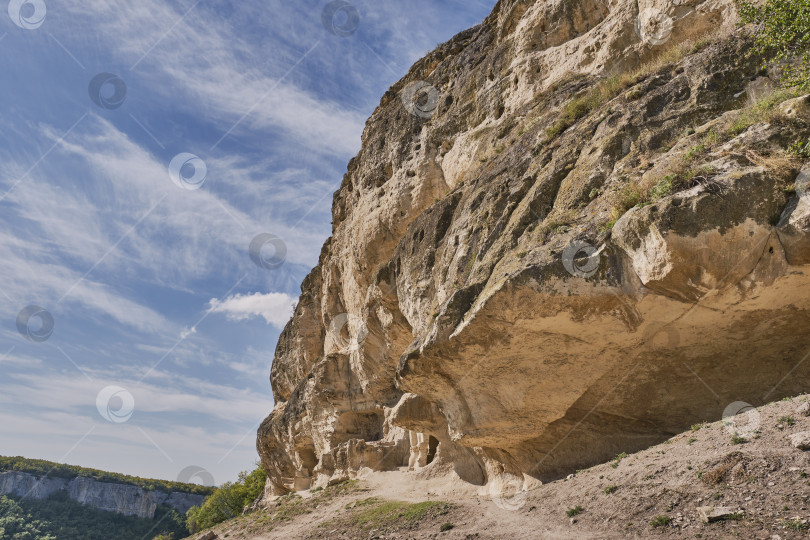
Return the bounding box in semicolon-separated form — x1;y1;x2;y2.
737;0;810;88
186;465;266;533
0;492;189;540
0;495;56;540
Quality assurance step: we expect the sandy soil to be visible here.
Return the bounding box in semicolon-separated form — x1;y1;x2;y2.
190;393;810;539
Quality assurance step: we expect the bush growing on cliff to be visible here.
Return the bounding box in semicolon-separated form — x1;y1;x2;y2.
186;465;266;533
738;0;810;89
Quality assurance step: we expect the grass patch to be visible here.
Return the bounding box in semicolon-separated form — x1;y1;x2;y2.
537;209;577;241
440;522;454;532
783;518;810;531
683;143;708;162
611;452;628;469
317;480;360;500
731;432;748;445
545;85;613;139
690;38;712;54
650;515;672;528
566;505;584;517
600;216;619;233
727;87;802;136
607;165;714;226
780;416;796;426
271;494;310;523
606;85;802;229
545;35;715;143
788;139;810;158
603;485;618;495
466;249;478;274
348;498;452;530
264;480;361;530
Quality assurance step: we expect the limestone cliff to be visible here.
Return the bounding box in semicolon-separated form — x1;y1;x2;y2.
0;471;205;519
257;0;810;497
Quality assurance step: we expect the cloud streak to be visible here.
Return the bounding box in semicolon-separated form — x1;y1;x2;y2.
208;292;296;328
0;0;497;483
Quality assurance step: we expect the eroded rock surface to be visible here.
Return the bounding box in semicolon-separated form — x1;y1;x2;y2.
0;471;205;518
257;0;810;496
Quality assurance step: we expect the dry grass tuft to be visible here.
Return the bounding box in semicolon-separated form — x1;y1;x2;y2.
545;34;716;142
745;150;804;181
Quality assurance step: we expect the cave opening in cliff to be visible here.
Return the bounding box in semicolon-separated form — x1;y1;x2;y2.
297;445;318;477
426;436;439;465
336;410;384;442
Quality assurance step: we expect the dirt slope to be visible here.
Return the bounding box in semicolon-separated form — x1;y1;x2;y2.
196;393;810;539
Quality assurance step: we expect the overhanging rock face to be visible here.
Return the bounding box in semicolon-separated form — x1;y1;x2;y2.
257;0;810;495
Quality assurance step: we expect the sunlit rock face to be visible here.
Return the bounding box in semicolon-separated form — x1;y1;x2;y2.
0;471;205;518
257;0;810;496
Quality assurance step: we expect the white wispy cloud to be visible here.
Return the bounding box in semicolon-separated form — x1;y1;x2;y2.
59;0;367;157
48;115;327;276
208;292;296;328
0;368;272;425
0;229;172;335
0;0;497;484
0;408;262;484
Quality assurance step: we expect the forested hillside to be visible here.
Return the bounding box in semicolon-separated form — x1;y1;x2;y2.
0;456;215;496
0;492;188;540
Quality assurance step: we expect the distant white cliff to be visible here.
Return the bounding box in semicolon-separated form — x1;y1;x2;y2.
0;471;206;519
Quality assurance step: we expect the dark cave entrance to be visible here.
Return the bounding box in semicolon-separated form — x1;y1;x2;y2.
298;445;318;476
426;436;439;465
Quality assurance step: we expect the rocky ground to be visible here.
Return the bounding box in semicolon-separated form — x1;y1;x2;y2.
193;393;810;539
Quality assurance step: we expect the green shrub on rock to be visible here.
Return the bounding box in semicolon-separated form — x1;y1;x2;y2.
186;466;266;533
737;0;810;89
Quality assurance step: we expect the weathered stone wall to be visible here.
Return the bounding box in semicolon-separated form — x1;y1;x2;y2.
258;0;810;497
0;470;206;518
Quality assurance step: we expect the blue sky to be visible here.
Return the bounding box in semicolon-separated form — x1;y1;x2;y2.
0;0;495;486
